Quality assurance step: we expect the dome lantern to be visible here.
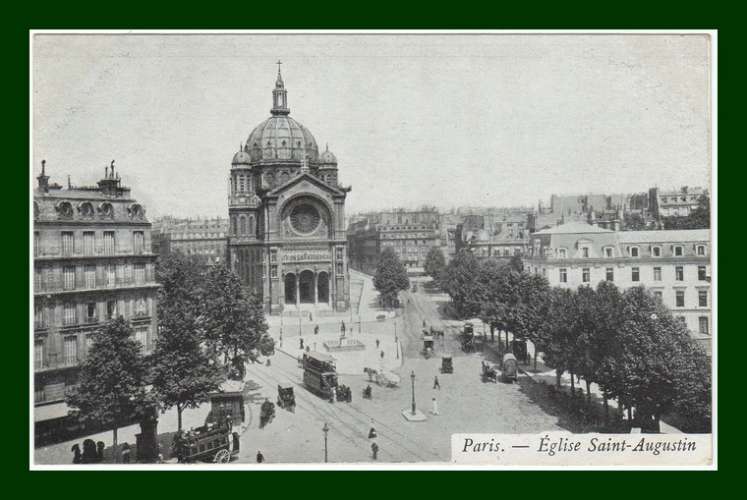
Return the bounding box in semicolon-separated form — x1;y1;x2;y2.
271;60;290;116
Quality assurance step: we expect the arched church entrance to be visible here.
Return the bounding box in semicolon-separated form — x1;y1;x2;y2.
317;271;329;304
284;273;296;304
299;270;315;304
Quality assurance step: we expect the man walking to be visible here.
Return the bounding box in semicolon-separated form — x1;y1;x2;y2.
256;450;264;463
371;442;379;460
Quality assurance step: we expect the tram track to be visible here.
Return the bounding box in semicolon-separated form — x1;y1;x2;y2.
244;357;438;462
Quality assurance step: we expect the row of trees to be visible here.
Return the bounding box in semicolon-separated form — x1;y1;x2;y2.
67;253;272;458
439;251;711;432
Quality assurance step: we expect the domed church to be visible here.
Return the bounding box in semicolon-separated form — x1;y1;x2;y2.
227;64;351;314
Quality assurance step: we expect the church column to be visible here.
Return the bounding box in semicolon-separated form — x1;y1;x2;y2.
328;273;333;307
313;271;318;305
295;273;300;308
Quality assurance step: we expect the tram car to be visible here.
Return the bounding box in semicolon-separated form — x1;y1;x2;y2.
422;334;435;358
303;351;339;399
441;356;453;374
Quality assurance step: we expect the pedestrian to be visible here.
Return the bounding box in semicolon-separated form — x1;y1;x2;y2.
256;450;264;463
431;396;439;415
309;312;313;322
121;443;131;464
266;358;271;367
341;321;346;334
314;325;319;335
96;441;105;462
371;442;379;460
71;444;81;464
375;339;380;348
299;338;304;350
380;350;384;359
368;420;377;439
433;376;440;390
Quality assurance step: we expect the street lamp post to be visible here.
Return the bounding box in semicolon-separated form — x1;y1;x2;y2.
410;370;416;415
322;422;329;463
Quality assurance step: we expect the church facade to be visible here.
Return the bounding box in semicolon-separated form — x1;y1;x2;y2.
227;66;351;315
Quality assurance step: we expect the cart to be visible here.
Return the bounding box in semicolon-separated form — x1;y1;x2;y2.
441;356;453;374
481;361;498;383
501;353;518;383
277;384;296;412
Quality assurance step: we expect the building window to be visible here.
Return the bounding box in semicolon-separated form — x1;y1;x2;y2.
558;248;566;259
123;264;132;284
699;316;709;335
653;290;663;301
676;316;686;327
336;262;343;274
61;231;74;256
63;336;78;366
652;246;661;257
83;231;95;255
697;245;706;256
34;269;42;292
63;303;77;326
651;266;661;281
134;263;146;284
103;231;116;255
35;340;44;370
582;268;590;283
606;267;614;282
698;266;707;281
630;246;639;257
674;245;683;257
698;290;708;307
63;266;76;290
582;247;589;258
86;302;97;322
34;232;40;257
271;265;278;279
238;175;245;193
675;290;685;307
135;298;148;317
604;247;613;258
107;300;117;320
631;267;640;282
34;306;45;329
85;265;96;289
106;265;116;286
133;231;144;254
675;266;684;281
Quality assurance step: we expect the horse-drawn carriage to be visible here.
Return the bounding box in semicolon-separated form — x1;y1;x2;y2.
422;334;435;358
481;361;498;383
172;417;240;464
460;322;475;352
501;353;518;383
441;356;453;374
364;367;400;387
277;384;295;412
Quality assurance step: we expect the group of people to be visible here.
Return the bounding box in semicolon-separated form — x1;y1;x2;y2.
71;439;135;464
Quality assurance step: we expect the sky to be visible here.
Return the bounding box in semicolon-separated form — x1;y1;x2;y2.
32;33;712;218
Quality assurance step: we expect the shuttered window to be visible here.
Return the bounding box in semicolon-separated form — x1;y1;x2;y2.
63;266;76;290
83;231;95;255
63;336;78;366
103;231;115;255
85;265;96;289
61;232;74;256
134;263;146;284
63;303;77;326
133;231;144;254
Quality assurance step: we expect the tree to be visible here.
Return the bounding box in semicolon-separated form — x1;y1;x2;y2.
152;253;223;431
66;317;149;462
201;265;270;373
423;246;446;284
440;249;483;318
373;247;410;308
662;194;710;229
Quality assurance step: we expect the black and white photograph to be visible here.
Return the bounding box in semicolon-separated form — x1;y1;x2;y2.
30;31;716;469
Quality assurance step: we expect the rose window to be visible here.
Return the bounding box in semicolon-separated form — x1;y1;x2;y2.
290;204;321;234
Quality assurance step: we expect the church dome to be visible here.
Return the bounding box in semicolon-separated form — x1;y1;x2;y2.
232;148;252;165
244;65;320;163
319;144;337;165
246;116;319;163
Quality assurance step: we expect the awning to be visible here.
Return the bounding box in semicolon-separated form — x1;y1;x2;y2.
34;401;71;423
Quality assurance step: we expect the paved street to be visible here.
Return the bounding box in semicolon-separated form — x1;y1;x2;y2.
36;273;566;464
